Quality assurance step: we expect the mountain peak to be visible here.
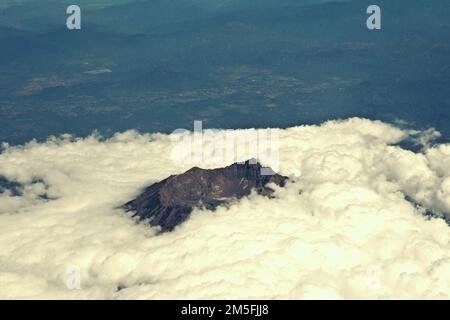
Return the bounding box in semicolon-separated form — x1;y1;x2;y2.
123;160;287;232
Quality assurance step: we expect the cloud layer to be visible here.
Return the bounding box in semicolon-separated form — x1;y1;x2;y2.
0;118;449;299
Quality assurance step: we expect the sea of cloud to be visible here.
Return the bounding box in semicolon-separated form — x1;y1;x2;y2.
0;117;449;299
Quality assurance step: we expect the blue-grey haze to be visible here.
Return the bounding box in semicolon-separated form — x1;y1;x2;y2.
0;0;449;144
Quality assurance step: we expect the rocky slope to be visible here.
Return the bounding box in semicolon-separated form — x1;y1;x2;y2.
123;160;287;232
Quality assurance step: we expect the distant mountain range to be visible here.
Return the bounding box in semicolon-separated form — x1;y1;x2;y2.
0;0;449;144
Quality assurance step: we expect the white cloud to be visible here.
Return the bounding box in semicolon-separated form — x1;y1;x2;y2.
0;118;449;299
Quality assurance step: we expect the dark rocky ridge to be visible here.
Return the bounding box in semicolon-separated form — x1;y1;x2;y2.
123;160;288;233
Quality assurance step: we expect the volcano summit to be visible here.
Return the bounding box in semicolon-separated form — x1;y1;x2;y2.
123;160;287;232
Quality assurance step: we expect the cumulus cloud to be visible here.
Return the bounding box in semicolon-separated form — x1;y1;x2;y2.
0;118;449;299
